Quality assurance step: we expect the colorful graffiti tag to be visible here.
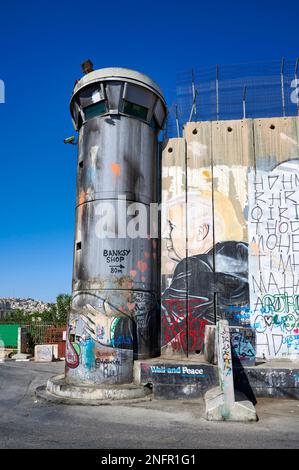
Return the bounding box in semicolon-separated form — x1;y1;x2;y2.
161;120;299;360
248;159;299;358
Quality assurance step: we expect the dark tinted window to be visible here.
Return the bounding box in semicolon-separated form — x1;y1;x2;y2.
84;101;107;120
123;100;148;120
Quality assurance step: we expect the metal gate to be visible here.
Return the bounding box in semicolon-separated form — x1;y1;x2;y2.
44;327;66;358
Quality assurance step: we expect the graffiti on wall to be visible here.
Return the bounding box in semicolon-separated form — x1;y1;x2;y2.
162;299;209;353
248;159;299;358
230;328;256;366
66;290;156;384
161;165;250;355
219;322;233;377
162;122;299;360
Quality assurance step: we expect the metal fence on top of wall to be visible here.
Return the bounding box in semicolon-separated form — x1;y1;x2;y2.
166;58;299;138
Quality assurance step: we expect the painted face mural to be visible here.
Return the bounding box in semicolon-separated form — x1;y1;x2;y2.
161;190;250;355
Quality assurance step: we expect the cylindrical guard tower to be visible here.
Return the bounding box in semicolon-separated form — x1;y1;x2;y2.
65;67;166;385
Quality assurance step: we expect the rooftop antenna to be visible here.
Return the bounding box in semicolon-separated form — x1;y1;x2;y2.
216;64;220;121
295;58;299;116
281;57;286;117
242;86;247;120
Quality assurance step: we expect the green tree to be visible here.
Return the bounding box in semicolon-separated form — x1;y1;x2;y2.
4;308;31;323
43;294;71;326
1;294;71;326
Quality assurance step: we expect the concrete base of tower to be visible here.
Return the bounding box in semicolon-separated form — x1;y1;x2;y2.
35;374;153;405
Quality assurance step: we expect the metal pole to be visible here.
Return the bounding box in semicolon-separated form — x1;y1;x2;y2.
281;57;286;117
242;86;247;120
188;89;198;122
175;105;180;138
216;64;219;121
191;69;197;117
217;320;235;419
295;58;299;116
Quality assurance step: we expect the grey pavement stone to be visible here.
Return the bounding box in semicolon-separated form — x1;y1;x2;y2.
0;361;299;449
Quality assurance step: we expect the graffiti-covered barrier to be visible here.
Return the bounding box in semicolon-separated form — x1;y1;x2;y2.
204;325;256;367
135;358;299;400
66;68;166;386
138;360;218;399
161;116;299;361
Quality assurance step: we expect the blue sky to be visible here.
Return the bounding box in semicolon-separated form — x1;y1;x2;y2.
0;0;298;302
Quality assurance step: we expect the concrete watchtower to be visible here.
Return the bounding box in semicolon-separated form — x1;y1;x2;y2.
65;66;167;385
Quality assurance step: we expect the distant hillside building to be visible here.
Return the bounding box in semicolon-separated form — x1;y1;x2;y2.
0;298;50;319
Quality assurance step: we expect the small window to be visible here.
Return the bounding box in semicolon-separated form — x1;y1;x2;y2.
123;100;148;120
84;101;107;121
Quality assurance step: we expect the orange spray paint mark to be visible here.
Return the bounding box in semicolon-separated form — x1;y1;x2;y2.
141;276;146;283
130;270;137;278
144;252;150;258
79;191;86;205
202;169;211;178
137;261;148;273
111;163;121;177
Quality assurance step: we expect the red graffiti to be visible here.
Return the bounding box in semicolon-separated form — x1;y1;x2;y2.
162;298;208;353
65;330;79;369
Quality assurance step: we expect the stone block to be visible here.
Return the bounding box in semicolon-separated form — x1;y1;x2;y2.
34;344;54;362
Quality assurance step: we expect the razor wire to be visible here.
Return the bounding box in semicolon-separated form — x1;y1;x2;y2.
165;58;299;138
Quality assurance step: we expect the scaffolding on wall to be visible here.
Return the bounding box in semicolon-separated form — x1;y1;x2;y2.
166;58;299;138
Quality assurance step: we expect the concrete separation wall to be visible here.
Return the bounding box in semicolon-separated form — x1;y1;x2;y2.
161;116;299;361
138;359;217;399
135;359;299;400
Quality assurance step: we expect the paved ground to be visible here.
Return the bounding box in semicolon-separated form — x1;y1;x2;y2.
0;360;299;449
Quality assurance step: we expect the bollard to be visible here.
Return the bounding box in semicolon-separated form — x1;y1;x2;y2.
216;320;235;419
204;320;257;421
